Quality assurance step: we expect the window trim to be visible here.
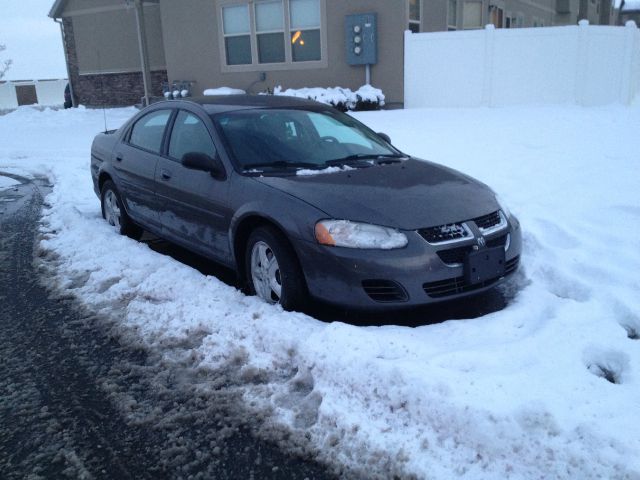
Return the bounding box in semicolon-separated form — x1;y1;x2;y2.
447;0;458;30
217;0;328;73
408;0;421;32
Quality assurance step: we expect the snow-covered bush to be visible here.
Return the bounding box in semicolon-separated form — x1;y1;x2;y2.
273;85;385;111
203;87;246;96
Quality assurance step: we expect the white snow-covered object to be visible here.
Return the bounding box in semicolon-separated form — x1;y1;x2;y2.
273;85;385;109
203;87;246;96
355;84;385;106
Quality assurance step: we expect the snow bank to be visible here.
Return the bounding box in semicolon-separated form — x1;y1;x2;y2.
0;175;20;190
273;85;385;110
1;104;640;478
203;87;246;96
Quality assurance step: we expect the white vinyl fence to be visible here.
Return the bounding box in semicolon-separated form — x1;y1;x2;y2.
0;79;67;110
404;21;640;108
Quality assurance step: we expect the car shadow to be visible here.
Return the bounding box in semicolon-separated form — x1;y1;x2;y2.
141;233;514;328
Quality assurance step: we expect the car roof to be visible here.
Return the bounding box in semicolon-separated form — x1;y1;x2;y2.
154;94;328;115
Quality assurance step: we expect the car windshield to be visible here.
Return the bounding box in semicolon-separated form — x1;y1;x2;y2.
212;108;403;171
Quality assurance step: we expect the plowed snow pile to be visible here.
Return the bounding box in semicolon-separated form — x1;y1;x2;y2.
1;104;639;478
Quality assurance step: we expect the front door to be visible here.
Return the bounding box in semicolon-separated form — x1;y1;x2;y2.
156;110;232;263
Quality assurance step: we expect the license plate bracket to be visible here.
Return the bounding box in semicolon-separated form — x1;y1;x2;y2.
464;246;506;285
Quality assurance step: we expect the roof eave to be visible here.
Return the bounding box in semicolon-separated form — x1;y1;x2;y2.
48;0;66;18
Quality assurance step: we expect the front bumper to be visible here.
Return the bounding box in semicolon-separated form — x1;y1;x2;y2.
294;217;522;309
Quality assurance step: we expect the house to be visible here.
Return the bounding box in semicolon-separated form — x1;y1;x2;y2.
49;0;614;108
0;78;68;110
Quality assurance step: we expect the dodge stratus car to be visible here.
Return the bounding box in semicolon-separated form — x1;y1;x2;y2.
91;95;521;311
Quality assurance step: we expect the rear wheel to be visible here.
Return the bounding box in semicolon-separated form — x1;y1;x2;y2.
245;226;306;311
100;180;143;240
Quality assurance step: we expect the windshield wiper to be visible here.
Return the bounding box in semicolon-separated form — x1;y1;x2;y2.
324;153;407;167
243;160;321;171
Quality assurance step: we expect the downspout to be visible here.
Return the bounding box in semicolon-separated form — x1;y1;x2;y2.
54;17;75;107
134;0;153;106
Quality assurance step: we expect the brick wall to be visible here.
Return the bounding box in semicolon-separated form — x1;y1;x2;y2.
62;18;167;107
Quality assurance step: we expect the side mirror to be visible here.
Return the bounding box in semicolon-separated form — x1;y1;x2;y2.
377;132;392;144
181;152;226;180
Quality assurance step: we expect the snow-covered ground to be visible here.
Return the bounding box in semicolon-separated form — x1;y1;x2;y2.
1;104;639;478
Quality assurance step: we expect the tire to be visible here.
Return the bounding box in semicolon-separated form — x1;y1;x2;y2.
245;226;307;311
100;180;143;240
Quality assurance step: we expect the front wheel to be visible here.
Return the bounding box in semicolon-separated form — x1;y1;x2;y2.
100;180;143;240
245;226;306;311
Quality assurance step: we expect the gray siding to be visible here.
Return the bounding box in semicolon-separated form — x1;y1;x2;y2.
72;5;166;74
158;0;406;105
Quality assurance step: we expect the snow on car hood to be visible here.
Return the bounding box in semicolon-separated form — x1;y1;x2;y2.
253;158;499;230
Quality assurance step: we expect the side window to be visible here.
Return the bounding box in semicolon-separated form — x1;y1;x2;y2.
169;111;217;161
129;110;172;153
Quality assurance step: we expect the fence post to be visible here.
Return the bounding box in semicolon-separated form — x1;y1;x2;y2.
403;29;413;109
619;21;639;105
482;24;496;107
574;19;589;106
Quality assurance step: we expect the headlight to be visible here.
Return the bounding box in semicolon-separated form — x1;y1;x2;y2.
315;220;408;249
495;194;512;218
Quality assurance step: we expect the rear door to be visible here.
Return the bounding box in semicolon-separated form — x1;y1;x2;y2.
156;108;233;263
113;108;172;229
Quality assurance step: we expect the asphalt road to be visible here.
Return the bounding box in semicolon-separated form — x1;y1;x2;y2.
0;173;335;480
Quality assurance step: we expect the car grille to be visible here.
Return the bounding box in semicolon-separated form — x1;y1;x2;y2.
473;210;501;230
436;245;474;265
436;234;509;265
362;280;408;302
423;256;520;298
485;233;508;249
418;223;470;244
418;211;505;245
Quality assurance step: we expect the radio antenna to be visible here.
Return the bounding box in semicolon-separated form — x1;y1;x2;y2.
96;49;108;133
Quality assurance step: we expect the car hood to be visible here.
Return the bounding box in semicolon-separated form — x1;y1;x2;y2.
252;158;500;230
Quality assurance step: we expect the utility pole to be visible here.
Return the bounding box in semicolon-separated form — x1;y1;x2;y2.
134;0;152;106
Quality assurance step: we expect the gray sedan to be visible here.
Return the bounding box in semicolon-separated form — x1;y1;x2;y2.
90;95;521;311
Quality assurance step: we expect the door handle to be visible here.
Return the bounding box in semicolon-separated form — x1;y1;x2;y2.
160;169;172;180
115;154;123;162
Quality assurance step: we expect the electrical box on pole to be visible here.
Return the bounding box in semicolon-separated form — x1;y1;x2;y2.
345;13;378;66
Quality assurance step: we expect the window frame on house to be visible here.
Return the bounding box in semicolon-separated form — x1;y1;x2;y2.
217;0;327;73
408;0;421;33
448;0;458;30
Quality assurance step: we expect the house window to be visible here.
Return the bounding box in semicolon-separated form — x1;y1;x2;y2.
256;1;285;63
290;0;321;61
222;4;252;65
463;1;483;29
448;0;458;29
220;0;323;69
408;0;421;32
